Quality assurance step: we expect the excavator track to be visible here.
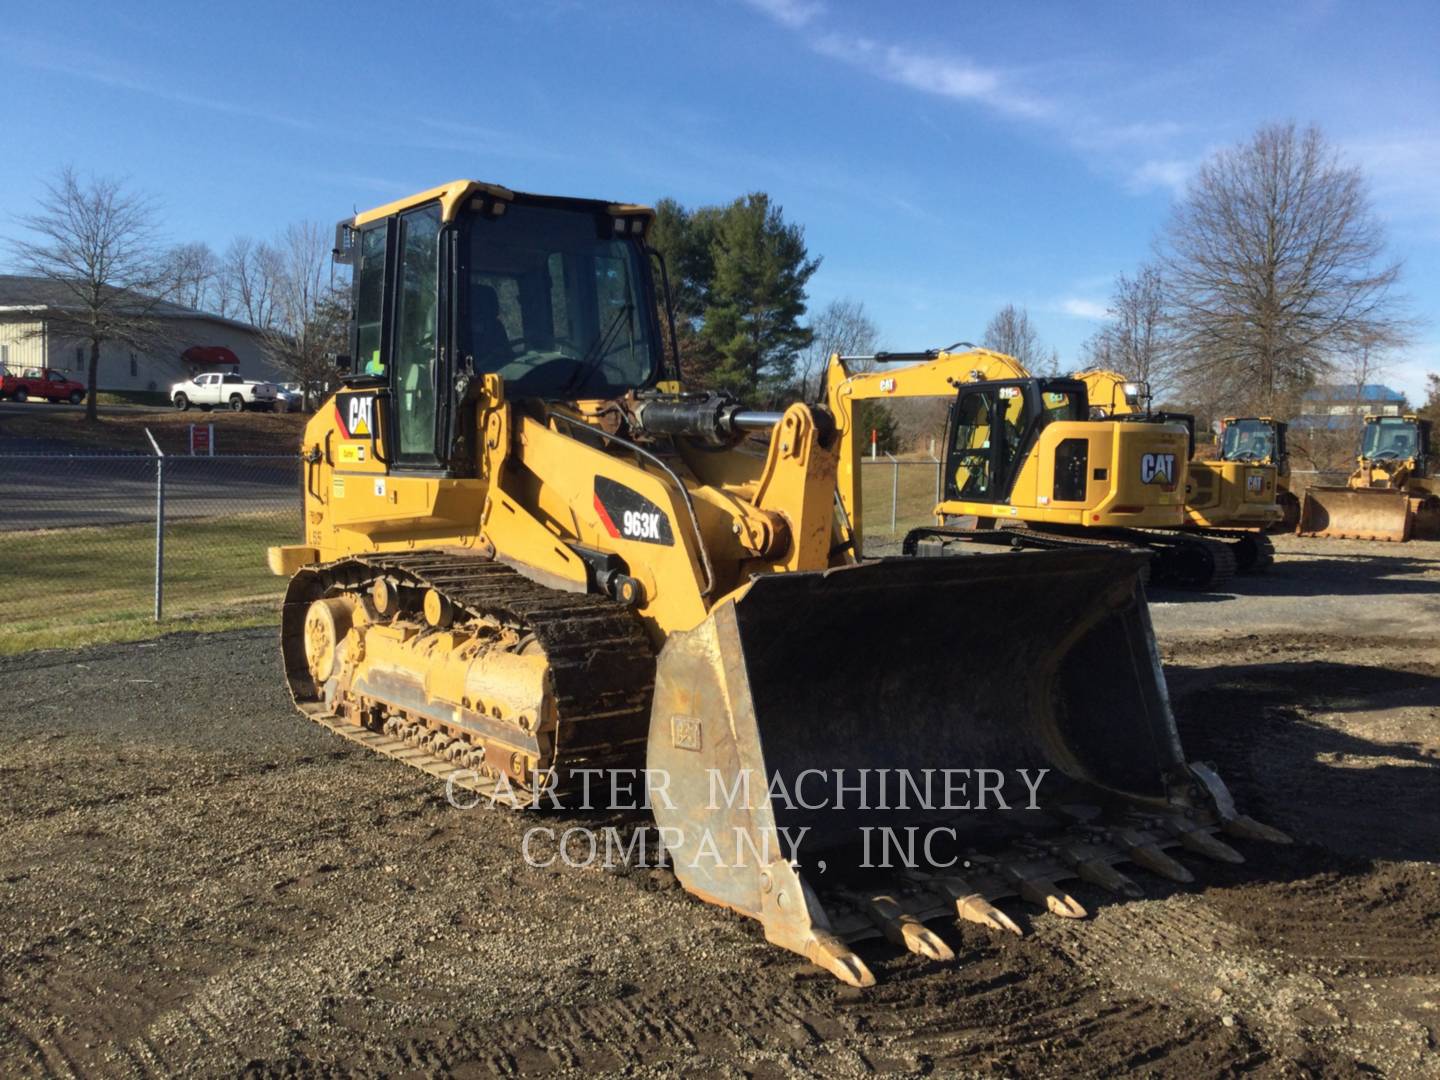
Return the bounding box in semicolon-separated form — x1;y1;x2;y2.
903;524;1245;590
281;552;655;802
1205;529;1274;574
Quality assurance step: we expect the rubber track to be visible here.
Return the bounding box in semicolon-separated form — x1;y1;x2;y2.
287;552;655;793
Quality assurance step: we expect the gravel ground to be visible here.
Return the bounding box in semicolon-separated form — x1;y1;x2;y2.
1;534;1437;1077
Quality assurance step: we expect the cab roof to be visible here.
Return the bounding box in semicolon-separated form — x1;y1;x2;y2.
351;179;654;227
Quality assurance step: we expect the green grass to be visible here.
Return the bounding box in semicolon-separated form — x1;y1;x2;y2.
0;514;293;655
858;460;946;544
94;390;171;406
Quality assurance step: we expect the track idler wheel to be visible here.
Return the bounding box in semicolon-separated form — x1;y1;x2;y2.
304;597;354;684
1231;532;1275;573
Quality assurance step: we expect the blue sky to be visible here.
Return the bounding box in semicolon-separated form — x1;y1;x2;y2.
3;0;1437;401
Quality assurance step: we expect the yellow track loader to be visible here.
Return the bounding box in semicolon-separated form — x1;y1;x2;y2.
1214;417;1298;534
828;352;1241;588
269;180;1287;986
1077;370;1281;572
1298;415;1440;541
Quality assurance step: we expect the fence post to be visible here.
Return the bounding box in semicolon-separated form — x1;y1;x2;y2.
146;428;166;621
886;452;898;532
934;456;942;504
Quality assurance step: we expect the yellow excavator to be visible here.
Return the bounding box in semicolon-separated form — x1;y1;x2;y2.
827;351;1240;588
268;180;1287;986
1075;370;1280;572
1298;414;1440;541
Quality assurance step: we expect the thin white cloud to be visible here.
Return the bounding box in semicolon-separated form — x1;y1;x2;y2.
0;33;317;132
1060;298;1109;320
739;0;824;29
1341;133;1440;236
1126;158;1195;196
812;34;1051;120
737;9;1196;198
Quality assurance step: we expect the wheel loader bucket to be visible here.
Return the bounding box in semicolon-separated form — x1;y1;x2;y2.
647;549;1282;984
1297;485;1411;542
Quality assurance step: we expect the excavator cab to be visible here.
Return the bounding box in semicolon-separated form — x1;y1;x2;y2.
945;379;1088;502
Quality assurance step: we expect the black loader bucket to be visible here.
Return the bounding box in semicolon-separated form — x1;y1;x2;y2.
648;548;1288;985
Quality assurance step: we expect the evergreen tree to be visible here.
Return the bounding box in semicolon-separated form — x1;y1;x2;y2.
648;193;819;403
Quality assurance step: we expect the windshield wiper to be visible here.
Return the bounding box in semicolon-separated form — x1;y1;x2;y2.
564;302;633;397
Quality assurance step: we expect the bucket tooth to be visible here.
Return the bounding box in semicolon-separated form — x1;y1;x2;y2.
754;865;875;986
1060;846;1143;898
1163;819;1245;864
911;872;1023;935
1114;828;1194;884
792;929;875;988
1001;867;1087;919
854;892;955;962
1222;814;1293;845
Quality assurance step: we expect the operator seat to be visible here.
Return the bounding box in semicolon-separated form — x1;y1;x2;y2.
472;284;513;371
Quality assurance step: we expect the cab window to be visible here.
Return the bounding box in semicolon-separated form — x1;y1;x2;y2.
392;204;442;463
355;224;387;375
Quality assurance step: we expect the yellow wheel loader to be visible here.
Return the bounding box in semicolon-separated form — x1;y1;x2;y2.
1298;415;1440;541
828;352;1241;588
268;180;1287;987
1076;370;1282;573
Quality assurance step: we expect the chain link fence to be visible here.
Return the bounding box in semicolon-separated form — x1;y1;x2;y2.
0;451;300;653
858;456;947;548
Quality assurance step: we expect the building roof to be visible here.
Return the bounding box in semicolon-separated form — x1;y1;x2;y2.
1302;383;1405;402
0;274;264;336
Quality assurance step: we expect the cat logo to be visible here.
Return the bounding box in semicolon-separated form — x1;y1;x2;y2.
346;395;374;437
1140;453;1177;485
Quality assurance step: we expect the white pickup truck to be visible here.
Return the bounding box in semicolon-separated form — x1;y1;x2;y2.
171;372;279;412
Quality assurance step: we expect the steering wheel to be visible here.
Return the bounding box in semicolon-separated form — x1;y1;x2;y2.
1372;449;1401;461
1232;450;1259;462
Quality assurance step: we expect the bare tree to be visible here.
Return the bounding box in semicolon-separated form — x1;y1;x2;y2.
262;222;347;405
1160;122;1411;414
1079;264;1178;399
221;236;282;329
7;167;168;420
983;304;1057;373
162;241;223;314
795;297;881;399
1420;373;1440;424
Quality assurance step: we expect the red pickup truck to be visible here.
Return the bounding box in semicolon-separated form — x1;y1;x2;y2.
0;367;87;404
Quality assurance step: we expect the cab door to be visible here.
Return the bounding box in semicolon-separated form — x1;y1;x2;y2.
945;383;1031;504
328;220;393;522
328;203;447;528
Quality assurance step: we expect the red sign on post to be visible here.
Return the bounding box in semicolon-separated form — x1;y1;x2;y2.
189;424;214;456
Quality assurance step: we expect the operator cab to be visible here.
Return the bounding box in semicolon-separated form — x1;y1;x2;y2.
337;184;668;472
1362;416;1431;473
944;379;1088;502
1220;418;1281;464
